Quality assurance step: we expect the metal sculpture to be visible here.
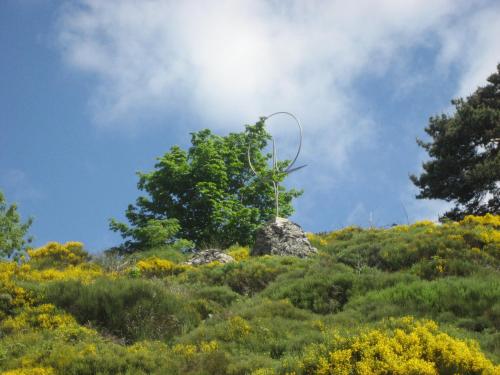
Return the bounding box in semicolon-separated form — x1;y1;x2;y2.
247;111;306;219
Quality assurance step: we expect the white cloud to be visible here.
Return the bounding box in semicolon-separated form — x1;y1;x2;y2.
437;3;500;97
56;0;500;188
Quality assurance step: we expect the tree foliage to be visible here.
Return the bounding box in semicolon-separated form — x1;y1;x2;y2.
411;64;500;220
110;119;302;249
0;190;32;258
109;218;181;251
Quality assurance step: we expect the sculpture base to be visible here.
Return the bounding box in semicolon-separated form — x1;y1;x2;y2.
251;218;317;258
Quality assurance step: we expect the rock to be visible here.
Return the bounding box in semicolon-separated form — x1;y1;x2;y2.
186;249;235;266
251;217;317;257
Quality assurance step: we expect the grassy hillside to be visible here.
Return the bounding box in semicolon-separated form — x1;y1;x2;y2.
0;215;499;374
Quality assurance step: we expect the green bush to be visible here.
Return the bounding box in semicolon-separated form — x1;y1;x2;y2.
0;327;229;375
262;266;418;314
318;219;499;276
342;274;500;330
263;272;353;313
184;256;306;295
193;285;241;307
42;278;201;342
179;298;322;371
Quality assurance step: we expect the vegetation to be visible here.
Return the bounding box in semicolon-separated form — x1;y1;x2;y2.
110;119;302;250
1;215;499;374
0;190;32;259
109;218;183;253
411;64;500;221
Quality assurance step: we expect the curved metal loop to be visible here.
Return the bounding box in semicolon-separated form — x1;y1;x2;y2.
264;111;302;173
247;111;303;178
247;111;305;218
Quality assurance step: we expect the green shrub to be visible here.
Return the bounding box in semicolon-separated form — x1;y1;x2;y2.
94;243;191;273
411;257;481;280
184;256;306;295
42;278;201;342
0;327;228;375
179;297;322;371
263;266;418;314
317;218;499;276
193;285;241;307
132;241;193;262
263;272;353;313
342;274;500;330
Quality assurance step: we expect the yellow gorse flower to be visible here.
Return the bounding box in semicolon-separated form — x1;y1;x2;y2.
1;304;76;333
298;317;499;374
27;242;89;266
1;368;56;375
461;213;500;227
134;257;189;277
18;264;103;283
227;246;250;261
226;316;251;340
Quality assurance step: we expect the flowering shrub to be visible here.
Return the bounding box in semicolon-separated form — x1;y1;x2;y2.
172;341;219;357
134;257;190;278
461;213;500;227
297;317;499;375
27;242;89;267
307;226;363;248
172;343;197;357
227;246;250;261
17;263;103;283
1;304;76;334
250;369;277;375
413;219;436;227
226;316;251;340
0;262;32;318
311;215;500;277
1;368;56;375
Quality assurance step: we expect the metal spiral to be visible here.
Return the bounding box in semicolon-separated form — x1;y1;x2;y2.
247;112;306;218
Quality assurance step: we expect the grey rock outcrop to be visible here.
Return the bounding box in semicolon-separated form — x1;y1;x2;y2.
251;217;317;257
186;249;235;266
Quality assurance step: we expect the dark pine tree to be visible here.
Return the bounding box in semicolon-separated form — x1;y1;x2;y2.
411;64;500;221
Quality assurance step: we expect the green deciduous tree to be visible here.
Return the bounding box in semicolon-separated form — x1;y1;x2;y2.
0;190;33;258
110;119;302;250
109;218;182;251
411;64;500;220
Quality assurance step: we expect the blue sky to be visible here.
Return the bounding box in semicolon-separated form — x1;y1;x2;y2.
1;0;499;252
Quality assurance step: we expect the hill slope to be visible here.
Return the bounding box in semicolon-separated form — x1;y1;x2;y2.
0;215;499;374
